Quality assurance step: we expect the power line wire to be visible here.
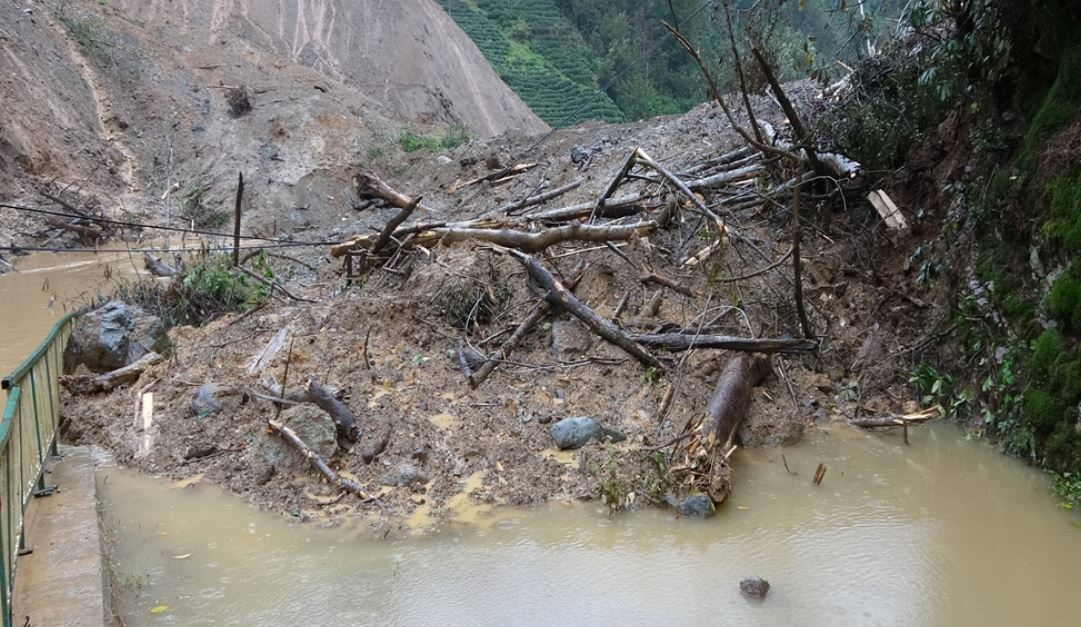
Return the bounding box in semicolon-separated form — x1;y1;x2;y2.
0;203;338;246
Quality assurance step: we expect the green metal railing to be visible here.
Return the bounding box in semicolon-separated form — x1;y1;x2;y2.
0;313;75;627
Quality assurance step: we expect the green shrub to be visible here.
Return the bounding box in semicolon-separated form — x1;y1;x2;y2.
1045;170;1081;251
397;124;472;153
1048;271;1081;334
114;253;273;327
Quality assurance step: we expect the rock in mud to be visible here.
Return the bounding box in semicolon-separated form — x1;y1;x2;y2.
191;384;222;417
666;493;716;519
550;319;592;356
549;417;625;450
739;577;770;600
64;300;169;373
570;145;591;164
380;463;428;487
251;405;338;474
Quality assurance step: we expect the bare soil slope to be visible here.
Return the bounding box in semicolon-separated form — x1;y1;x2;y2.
1;0;545;264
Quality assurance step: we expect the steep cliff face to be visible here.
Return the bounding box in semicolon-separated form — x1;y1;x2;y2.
110;0;547;138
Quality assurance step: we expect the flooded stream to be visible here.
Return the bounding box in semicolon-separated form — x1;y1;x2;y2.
98;423;1081;627
3;253;1080;626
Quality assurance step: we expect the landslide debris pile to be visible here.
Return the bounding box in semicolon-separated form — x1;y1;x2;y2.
59;75;930;532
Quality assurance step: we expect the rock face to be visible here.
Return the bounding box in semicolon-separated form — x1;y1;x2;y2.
63;301;169;373
549;417;625;450
739;577;771;600
251;405;338;475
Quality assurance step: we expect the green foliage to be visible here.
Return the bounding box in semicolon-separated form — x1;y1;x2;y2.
1048;271;1081;335
910;363;971;417
439;0;902;124
59;14;112;59
1021;330;1081;472
396;124;471;153
1020;46;1081;172
1045;170;1081;252
1052;471;1081;510
114;253;272;327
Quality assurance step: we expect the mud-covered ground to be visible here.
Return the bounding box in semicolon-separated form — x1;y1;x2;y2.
60;88;939;534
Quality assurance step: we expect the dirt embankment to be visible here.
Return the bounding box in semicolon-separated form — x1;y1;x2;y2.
61;83;935;534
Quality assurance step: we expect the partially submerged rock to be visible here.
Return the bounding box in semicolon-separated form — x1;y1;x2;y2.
64;300;169;373
740;577;770;600
549;416;625;450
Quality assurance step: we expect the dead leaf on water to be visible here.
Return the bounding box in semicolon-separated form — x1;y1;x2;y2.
150;605;168;614
174;553;192;560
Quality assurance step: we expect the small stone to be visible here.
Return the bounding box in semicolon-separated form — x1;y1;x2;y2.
537;414;553;425
191;384;222;417
570;145;590;164
436;155;453;165
381;463;428;487
740;577;770;599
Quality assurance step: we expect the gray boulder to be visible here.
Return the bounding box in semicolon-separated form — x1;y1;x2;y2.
680;494;716;518
549;417;625;450
64;300;169;373
250;405;338;475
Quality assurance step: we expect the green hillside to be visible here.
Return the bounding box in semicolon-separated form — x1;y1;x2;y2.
439;0;907;125
435;0;625;126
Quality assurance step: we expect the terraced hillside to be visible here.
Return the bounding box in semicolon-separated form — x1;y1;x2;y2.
435;0;625;126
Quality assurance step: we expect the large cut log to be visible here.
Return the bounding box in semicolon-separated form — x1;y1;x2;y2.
353;169;437;213
62;352;163;394
411;221;657;253
670;354;771;507
510;250;664;370
703;355;772;453
631;333;818;354
305;378;359;443
143;253;178;277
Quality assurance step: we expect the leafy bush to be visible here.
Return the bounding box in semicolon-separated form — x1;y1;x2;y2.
114;253;273;327
397;124;471;153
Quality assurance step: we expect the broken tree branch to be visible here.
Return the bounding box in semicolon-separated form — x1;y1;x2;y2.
268;419;372;499
62;352;163;394
631;333;818;354
305;378;359;442
510;250;664;370
353;169;435;213
469;263;586;388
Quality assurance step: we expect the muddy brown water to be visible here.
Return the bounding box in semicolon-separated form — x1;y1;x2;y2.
98;423;1081;627
4;254;1081;626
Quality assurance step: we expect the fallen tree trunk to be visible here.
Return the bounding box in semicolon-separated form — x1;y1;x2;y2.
268;418;372;499
703;355;773;453
491;178;584;216
469;264;586;388
670;354;771;506
510;250;664;370
412;221;657;253
353;169;437;213
849;407;939;428
631;333;818;354
305;378;359;442
143;253;178;277
62;352;163;394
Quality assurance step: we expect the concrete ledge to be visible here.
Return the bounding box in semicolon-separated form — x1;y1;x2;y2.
12;446;107;627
